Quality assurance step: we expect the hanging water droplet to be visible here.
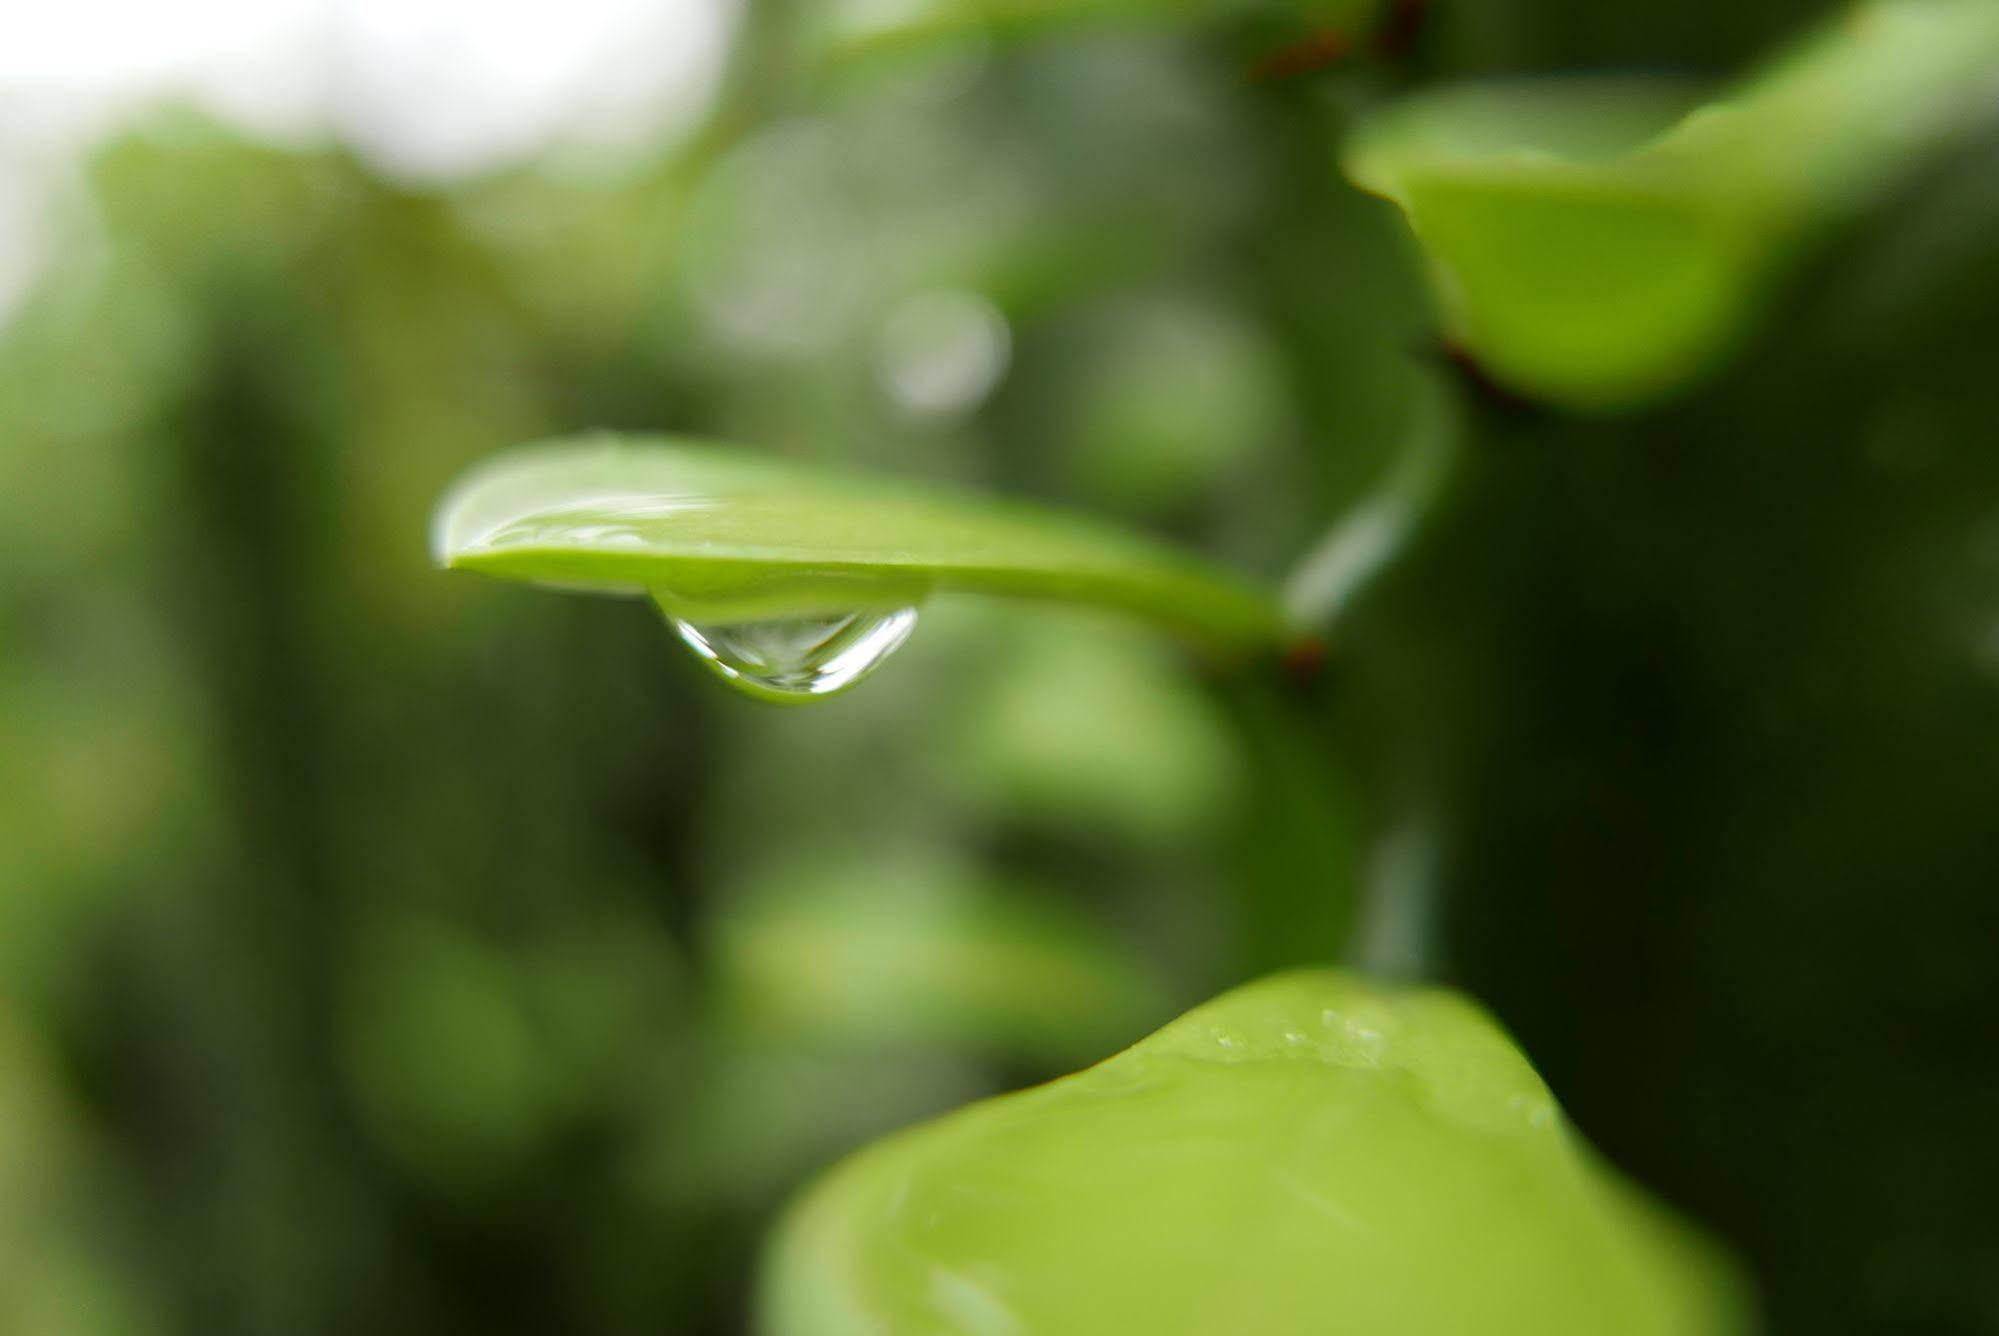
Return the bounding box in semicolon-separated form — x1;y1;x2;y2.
668;606;918;701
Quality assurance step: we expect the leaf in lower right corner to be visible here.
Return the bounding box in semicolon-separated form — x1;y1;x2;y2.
759;970;1756;1336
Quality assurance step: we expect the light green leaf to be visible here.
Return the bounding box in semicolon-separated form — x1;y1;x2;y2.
1345;0;1999;409
714;852;1168;1064
433;436;1282;649
761;970;1754;1336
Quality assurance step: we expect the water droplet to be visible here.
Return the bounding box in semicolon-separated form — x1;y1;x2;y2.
668;606;918;700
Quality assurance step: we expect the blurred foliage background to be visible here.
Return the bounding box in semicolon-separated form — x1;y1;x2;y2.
2;0;1997;1332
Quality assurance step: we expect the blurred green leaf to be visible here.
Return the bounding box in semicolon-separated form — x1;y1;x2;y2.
761;970;1752;1336
0;1009;162;1336
715;851;1167;1064
340;917;568;1193
636;1044;989;1216
435;436;1283;647
957;610;1243;842
1056;295;1287;518
802;0;1380;70
1345;0;1999;408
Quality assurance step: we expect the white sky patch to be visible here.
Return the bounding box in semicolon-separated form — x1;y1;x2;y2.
332;0;738;182
0;0;739;319
0;0;737;169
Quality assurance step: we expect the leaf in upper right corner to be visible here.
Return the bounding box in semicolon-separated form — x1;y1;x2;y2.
1344;0;1999;411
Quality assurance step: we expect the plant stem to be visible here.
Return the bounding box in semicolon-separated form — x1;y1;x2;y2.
1281;370;1463;634
1346;805;1442;979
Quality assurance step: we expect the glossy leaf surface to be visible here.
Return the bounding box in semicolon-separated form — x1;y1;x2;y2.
1345;0;1999;408
762;970;1753;1336
434;436;1283;648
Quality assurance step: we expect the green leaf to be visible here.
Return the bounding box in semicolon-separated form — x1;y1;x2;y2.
760;970;1754;1336
802;0;1380;71
1345;0;1999;409
714;851;1168;1065
433;436;1283;649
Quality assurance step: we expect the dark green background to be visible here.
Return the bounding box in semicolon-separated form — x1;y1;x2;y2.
2;1;1994;1331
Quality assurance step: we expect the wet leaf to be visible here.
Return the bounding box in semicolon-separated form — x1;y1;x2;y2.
434;436;1283;649
761;970;1754;1336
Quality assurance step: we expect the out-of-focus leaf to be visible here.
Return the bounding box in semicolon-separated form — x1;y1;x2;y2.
761;970;1753;1336
1057;296;1287;517
714;852;1167;1064
957;610;1242;843
1345;0;1999;408
434;437;1282;647
339;918;566;1192
801;0;1379;70
0;1009;162;1336
635;1045;989;1216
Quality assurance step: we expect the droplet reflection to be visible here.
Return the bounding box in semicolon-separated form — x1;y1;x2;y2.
668;607;918;701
